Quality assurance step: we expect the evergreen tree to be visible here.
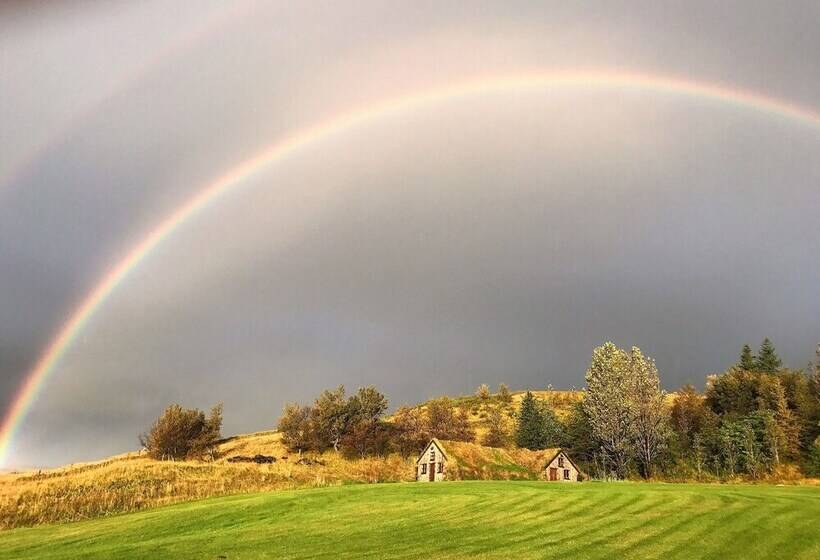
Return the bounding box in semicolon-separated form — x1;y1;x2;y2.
515;391;545;449
755;338;782;373
539;402;563;448
739;344;756;370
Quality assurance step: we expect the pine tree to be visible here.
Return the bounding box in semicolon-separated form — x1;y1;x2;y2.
539;402;563;447
515;391;544;449
755;338;782;373
739;344;756;370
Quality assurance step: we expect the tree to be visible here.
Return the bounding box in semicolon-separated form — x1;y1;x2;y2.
811;344;820;398
515;391;545;449
347;386;388;425
278;403;313;452
341;386;389;458
498;383;512;404
140;403;223;461
482;406;511;447
310;386;350;452
539;401;563;448
427;397;475;441
670;384;720;475
806;436;820;477
561;401;597;466
392;406;430;456
341;420;392;458
756;373;799;461
629;348;670;478
755;338;782;374
671;385;705;451
583;342;635;478
739;344;756;370
705;368;761;417
476;384;491;401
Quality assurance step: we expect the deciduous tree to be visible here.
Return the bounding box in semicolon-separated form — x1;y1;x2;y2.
277;403;312;453
583;342;635;478
629;348;670;478
482;406;511;447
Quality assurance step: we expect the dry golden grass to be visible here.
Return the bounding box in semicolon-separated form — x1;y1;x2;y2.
0;431;414;530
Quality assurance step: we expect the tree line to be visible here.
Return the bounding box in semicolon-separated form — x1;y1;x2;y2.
277;388;475;458
139;338;820;479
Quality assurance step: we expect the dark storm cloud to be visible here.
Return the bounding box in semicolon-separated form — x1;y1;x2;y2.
1;1;819;466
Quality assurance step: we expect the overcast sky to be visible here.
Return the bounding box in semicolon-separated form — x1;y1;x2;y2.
1;1;819;467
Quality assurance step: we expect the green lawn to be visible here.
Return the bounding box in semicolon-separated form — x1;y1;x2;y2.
2;481;819;559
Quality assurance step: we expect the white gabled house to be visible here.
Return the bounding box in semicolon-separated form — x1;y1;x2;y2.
542;448;581;482
415;438;448;482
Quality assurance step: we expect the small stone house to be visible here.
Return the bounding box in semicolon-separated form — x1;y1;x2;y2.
415;438;448;482
542;448;581;482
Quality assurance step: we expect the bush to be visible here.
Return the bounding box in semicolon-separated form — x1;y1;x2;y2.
140;403;222;461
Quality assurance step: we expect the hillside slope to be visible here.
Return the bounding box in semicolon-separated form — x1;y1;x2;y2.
0;430;409;529
2;481;819;560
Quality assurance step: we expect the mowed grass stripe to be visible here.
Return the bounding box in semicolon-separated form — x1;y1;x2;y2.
1;481;819;560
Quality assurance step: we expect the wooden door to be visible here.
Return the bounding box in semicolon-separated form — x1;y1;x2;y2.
429;463;435;481
549;467;558;481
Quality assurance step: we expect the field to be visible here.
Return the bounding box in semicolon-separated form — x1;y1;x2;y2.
1;481;818;560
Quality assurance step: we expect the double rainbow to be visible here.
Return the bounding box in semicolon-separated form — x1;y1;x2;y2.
2;70;819;466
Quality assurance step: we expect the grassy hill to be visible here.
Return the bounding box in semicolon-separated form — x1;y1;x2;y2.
0;390;583;529
1;481;819;559
0;430;409;529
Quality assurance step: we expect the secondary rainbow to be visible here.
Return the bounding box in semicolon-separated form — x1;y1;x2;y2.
2;70;819;467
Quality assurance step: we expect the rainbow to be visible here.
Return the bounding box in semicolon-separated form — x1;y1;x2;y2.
2;70;819;466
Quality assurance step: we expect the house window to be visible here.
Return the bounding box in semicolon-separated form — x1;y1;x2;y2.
421;463;427;474
557;456;564;467
437;462;443;473
430;449;436;461
563;469;570;480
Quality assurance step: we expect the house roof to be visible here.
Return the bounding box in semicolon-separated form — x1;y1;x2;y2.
416;438;448;464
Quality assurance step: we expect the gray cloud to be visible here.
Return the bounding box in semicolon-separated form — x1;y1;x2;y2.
1;1;819;466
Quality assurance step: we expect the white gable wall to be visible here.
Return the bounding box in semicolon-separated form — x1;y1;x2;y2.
544;451;579;482
416;440;447;482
